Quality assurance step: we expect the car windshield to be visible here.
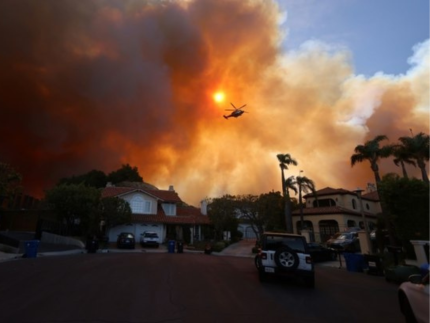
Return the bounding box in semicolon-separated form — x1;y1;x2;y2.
121;233;134;238
337;233;352;240
264;235;306;252
145;233;158;238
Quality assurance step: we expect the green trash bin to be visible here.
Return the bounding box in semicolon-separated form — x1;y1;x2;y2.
24;240;39;258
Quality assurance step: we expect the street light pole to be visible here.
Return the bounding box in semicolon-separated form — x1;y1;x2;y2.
354;188;372;254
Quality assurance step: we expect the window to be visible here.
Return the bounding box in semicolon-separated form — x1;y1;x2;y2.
130;196;151;214
162;203;176;216
352;199;357;209
313;198;336;207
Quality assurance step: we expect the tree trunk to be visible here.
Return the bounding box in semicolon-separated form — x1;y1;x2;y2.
372;162;381;183
280;167;293;232
299;187;304;232
417;159;429;182
400;161;408;179
285;197;293;233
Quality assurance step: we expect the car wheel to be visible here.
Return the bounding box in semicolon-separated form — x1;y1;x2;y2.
274;247;299;271
399;293;417;323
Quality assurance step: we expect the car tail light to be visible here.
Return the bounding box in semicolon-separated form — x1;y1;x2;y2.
261;252;267;260
306;256;312;264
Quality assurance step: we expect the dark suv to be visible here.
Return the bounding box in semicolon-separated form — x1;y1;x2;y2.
117;232;135;249
255;232;315;288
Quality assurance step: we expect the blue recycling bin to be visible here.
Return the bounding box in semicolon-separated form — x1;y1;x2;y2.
343;253;366;272
168;240;175;253
24;240;40;258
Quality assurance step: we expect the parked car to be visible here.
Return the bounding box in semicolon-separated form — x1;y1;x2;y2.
140;231;160;248
255;232;315;288
307;242;337;262
398;273;429;323
329;232;360;252
325;232;341;248
117;232;135;249
326;227;361;248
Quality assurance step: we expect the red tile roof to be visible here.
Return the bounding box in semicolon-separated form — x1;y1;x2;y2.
101;186;182;203
304;186;380;202
131;205;210;225
292;205;376;218
362;190;379;201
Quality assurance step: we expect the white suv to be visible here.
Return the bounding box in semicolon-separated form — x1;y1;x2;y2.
255;232;315;288
140;232;160;248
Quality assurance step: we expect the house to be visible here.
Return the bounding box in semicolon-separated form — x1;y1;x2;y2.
292;186;380;243
101;184;210;244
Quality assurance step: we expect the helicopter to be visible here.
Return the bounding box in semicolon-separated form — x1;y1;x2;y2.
223;103;248;119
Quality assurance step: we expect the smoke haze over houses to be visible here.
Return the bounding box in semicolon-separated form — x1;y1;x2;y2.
0;0;428;206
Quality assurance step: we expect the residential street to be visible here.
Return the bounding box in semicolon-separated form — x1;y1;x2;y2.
0;251;403;323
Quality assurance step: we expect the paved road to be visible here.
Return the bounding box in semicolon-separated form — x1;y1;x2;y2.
0;252;403;323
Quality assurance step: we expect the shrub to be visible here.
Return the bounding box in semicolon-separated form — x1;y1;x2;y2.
213;241;227;252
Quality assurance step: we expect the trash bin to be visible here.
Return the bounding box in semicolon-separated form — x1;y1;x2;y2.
177;241;183;253
344;252;366;272
86;236;99;253
385;265;421;283
204;243;213;255
364;254;384;276
168;240;175;253
386;245;403;266
24;240;39;258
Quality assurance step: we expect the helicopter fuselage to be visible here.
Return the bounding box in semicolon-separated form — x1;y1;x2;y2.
223;110;244;119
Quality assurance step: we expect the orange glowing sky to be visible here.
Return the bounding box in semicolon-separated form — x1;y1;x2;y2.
0;0;428;206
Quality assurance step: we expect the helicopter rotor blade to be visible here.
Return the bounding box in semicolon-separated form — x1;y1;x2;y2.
230;102;237;110
238;104;247;110
225;109;235;111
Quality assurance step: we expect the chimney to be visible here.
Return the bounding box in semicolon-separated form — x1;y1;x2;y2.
169;185;174;191
200;199;208;215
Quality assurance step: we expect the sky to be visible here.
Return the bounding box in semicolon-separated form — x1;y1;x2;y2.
0;0;428;206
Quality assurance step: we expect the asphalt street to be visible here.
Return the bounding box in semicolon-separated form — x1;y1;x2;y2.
0;250;404;323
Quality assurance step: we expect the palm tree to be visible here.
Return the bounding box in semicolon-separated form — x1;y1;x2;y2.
276;154;298;233
295;176;316;232
351;135;393;184
391;144;416;179
398;132;429;182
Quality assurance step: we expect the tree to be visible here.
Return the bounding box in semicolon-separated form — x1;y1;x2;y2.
107;164;143;184
98;196;132;234
398;132;429;182
276;153;298;233
256;191;285;232
351;135;393;184
58;169;107;188
207;195;239;240
391;144;416;179
295;176;316;231
44;184;101;236
378;175;429;258
0;162;22;206
235;194;263;240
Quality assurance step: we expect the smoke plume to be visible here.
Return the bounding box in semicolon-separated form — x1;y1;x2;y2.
0;0;428;205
